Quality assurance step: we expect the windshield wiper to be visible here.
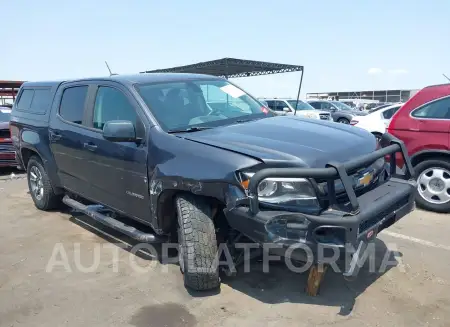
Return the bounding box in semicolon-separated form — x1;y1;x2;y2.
167;126;212;133
234;117;263;124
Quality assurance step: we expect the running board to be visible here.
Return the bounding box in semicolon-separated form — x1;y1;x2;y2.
62;195;166;243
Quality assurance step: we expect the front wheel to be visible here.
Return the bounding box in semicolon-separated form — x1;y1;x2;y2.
176;194;220;291
415;159;450;213
337;118;350;124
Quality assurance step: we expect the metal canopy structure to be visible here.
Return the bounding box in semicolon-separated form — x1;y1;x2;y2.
140;57;303;79
0;80;24;104
140;58;305;112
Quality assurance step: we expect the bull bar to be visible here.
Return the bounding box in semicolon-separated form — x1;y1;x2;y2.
247;133;415;215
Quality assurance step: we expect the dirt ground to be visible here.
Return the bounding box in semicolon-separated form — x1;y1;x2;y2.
1;169;450;327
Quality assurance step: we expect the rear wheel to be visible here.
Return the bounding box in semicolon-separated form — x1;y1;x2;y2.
337;118;350;124
27;156;61;210
176;194;220;291
414;159;450;213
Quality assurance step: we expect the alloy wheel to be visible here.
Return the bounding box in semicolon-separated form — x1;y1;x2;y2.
417;167;450;204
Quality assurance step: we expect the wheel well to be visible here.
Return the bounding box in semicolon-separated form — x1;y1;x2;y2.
157;190;225;233
411;151;450;167
21;148;41;169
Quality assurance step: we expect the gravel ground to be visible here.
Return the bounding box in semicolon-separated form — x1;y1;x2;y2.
1;172;450;327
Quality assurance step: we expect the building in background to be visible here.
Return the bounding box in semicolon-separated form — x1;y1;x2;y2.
306;89;419;103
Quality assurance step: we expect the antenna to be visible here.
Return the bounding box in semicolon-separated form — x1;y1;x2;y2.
443;73;450;82
105;61;117;76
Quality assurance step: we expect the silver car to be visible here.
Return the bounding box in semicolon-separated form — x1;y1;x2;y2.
259;98;332;121
307;100;368;124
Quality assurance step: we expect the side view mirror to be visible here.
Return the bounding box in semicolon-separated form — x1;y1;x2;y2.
103;120;137;142
329;107;337;112
283;107;291;112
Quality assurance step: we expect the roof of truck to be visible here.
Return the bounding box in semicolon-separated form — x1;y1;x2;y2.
109;73;222;84
21;73;223;88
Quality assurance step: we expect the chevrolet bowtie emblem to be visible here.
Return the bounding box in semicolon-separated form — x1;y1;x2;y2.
358;173;373;187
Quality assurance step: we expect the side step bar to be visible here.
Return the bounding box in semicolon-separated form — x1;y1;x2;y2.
62;195;166;243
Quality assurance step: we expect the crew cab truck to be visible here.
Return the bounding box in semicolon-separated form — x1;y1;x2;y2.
10;74;416;294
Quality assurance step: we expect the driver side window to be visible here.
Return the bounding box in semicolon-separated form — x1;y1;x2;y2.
93;86;137;130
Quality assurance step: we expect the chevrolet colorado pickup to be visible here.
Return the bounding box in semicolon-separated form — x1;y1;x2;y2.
10;74;416;292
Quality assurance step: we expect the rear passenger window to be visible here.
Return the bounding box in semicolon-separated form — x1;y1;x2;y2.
59;86;88;124
412;97;450;119
30;89;51;113
16;88;51;113
17;89;34;110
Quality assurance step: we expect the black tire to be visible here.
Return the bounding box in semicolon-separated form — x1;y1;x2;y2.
176;194;220;291
27;156;61;210
414;159;450;213
337;118;350;124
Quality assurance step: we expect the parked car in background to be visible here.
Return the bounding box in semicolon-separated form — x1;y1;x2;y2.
387;83;450;212
364;102;383;111
260;98;332;121
350;103;403;141
307;100;367;124
0;106;18;168
368;103;395;113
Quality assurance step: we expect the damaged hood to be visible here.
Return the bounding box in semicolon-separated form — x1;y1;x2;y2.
179;116;377;168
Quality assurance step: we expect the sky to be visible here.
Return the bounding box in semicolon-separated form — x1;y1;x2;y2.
2;0;450;98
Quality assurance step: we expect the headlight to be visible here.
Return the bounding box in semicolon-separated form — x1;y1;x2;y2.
240;172;319;208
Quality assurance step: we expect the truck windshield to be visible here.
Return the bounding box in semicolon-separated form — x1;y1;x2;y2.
286;100;315;111
135;79;271;131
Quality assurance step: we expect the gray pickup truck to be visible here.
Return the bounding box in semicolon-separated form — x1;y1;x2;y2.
10;73;416;292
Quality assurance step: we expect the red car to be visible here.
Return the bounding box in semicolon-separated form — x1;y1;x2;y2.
0;107;18;168
387;83;450;212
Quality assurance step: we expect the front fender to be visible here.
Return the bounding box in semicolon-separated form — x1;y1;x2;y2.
147;129;260;232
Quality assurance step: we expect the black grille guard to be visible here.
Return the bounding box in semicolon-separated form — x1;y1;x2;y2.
247;133;415;215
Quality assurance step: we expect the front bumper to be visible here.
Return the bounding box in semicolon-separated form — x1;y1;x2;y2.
224;133;416;276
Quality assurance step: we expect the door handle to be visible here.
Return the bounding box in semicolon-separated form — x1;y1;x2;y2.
83;142;98;151
49;131;62;141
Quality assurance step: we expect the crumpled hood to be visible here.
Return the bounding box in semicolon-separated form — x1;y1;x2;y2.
180;116;377;168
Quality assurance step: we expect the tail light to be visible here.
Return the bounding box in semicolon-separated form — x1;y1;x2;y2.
350;120;358;125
